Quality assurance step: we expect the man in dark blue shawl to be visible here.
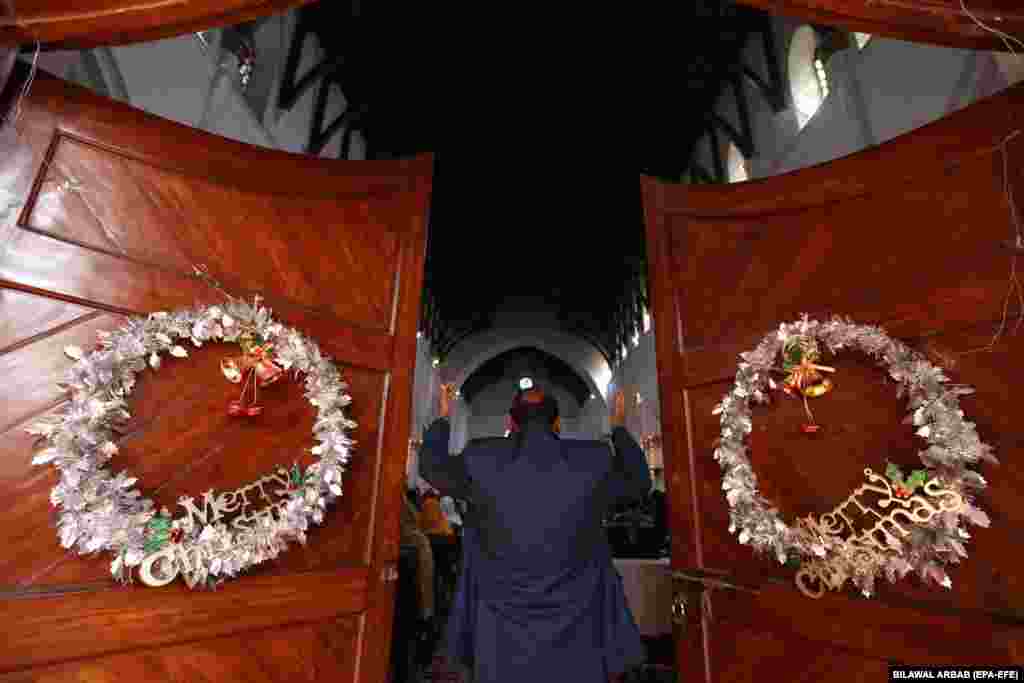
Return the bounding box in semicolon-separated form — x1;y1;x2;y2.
419;378;650;682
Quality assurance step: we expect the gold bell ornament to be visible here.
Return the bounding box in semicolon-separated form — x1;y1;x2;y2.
221;334;284;417
779;336;835;433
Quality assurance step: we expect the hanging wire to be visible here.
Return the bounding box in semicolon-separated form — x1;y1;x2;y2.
957;131;1024;354
191;263;237;302
954;1;1024;354
1;40;39;130
959;0;1024;55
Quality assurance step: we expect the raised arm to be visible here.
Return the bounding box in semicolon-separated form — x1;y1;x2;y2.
418;418;471;498
606;426;652;505
418;384;471;499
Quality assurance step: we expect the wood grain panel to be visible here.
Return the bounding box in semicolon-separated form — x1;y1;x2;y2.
0;569;367;674
707;610;891;682
734;0;1024;51
0;288;93;354
665;145;1022;385
0;309;121;434
0;1;320;50
0;616;359;683
0;250;396;373
709;581;1023;667
0;65;432;681
643;79;1024;682
353;210;429;683
18;135;401;332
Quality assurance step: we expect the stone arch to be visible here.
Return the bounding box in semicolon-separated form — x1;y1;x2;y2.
441;327;612;403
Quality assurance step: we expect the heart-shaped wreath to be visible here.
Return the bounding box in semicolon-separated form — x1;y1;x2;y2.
27;296;356;589
712;316;996;599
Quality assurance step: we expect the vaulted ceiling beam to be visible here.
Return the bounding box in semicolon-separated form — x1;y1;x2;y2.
689;162;715;184
729;75;756;157
754;18;787;112
710;110;753;160
279;54;343;111
307;86;364;156
708;124;726;183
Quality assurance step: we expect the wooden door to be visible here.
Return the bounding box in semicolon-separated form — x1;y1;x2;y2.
0;65;432;682
642;81;1024;680
0;1;319;48
732;0;1024;49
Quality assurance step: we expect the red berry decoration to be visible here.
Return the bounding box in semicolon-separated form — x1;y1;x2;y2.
170;528;183;544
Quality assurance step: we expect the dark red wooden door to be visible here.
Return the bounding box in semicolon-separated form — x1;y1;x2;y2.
0;0;319;48
0;66;432;682
733;0;1024;49
643;82;1024;681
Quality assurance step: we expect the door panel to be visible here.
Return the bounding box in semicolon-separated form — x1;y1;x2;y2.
0;65;432;682
733;0;1024;50
0;0;319;49
16;134;402;332
643;82;1024;681
1;617;360;683
709;618;891;682
708;579;1022;666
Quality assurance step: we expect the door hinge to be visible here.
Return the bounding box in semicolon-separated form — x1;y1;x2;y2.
668;567;761;627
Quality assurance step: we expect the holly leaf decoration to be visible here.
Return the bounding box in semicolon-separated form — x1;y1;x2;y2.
784;347;803;369
905;470;929;491
147;516;172;535
783;336;820;371
144;516;173;554
291;463;305;488
886;463;930;498
885;462;905;486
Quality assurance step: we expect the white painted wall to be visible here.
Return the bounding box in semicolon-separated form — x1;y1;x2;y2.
405;335;443;490
695;22;1016;180
995;53;1024;86
442;328;611;400
34;11;358;160
608;330;660;445
441;299;612;401
434;299;613;448
440;328;611;448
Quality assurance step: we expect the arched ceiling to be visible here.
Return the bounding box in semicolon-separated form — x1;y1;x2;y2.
418;2;778;365
8;0;1021;365
460;347;593;408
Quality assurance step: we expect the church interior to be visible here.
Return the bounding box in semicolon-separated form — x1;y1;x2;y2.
1;1;1022;682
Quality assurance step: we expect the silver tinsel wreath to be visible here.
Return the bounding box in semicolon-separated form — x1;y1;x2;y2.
712;316;996;598
26;297;356;589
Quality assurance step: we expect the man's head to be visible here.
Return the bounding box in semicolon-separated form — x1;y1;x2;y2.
508;377;560;433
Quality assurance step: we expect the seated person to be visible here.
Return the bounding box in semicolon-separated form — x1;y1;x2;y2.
400;493;436;624
419;488;454;537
